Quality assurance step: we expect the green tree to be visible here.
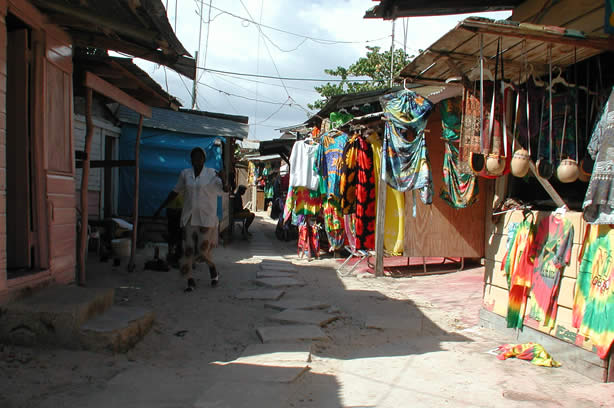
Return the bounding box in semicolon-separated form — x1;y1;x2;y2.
308;46;414;110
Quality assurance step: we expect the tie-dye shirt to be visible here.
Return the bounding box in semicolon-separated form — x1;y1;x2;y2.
527;216;574;328
573;224;614;359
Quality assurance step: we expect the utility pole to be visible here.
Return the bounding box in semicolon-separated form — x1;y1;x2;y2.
390;19;395;87
191;50;199;109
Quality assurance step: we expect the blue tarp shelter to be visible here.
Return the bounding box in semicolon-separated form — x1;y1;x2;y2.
117;107;248;217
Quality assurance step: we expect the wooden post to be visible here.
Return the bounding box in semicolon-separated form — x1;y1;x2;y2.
128;115;144;272
78;88;94;286
374;131;388;277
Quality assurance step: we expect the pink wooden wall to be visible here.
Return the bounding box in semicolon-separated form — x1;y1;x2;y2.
0;0;76;303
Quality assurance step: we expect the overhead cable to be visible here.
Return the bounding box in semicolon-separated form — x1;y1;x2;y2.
198;67;378;83
201;1;391;45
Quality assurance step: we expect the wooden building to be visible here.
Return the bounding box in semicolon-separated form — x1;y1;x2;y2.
366;0;614;382
0;0;195;304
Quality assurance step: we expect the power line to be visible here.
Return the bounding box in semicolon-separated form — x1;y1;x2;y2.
207;71;284;104
239;0;290;98
197;67;378;83
209;71;319;93
202;1;391;45
199;82;289;105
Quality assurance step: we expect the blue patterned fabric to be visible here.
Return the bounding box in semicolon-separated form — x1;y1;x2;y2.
380;90;434;204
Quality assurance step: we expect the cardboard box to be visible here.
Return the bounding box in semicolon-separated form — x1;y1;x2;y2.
483;259;509;290
483;283;509;318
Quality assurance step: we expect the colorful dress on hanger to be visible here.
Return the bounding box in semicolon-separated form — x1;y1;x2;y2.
572;224;614;359
583;86;614;224
501;216;535;329
439;98;479;208
339;133;376;250
315;131;348;251
368;131;404;255
380;89;434;205
526;215;574;329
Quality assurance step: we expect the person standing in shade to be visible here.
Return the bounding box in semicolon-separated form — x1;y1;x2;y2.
232;185;255;236
155;147;227;292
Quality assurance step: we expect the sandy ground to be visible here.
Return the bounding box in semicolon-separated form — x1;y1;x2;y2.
0;212;613;408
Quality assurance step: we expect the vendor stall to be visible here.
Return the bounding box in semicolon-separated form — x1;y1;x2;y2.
398;16;614;381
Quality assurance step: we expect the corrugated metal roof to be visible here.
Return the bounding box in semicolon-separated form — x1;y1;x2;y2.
117;106;249;139
364;0;521;19
399;17;610;84
32;0;196;78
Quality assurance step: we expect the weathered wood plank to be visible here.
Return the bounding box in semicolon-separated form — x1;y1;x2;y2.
84;72;152;118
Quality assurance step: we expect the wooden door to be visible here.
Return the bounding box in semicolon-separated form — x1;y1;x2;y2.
6;28;32;270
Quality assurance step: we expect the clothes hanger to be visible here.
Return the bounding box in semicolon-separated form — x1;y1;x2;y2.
339;107;349;115
546;66;571;91
527;63;545;87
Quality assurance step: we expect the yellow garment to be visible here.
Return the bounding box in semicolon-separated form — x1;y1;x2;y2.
166;193;184;209
368;131;404;255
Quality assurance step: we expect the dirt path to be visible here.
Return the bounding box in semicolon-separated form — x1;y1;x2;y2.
1;212;612;407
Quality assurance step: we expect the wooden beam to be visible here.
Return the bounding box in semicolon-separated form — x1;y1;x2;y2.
528;161;567;208
128;115;144;272
78;88;95;286
84;71;152;117
461;20;614;50
76;159;136;169
374;132;388;277
430;49;548;71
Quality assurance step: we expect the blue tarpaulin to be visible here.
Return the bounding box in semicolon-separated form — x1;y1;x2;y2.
118;125;224;217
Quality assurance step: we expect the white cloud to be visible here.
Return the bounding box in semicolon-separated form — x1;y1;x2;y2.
134;1;511;140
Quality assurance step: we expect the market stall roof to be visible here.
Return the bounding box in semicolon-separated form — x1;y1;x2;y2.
117;106;249;139
307;86;406;126
74;55;181;110
31;0;196;79
364;0;521;19
244;154;281;162
258;138;296;163
398;17;613;85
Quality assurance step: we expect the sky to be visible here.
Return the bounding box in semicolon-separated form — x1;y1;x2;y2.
134;1;511;141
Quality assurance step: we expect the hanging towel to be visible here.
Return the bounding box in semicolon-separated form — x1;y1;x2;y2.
439;97;479;208
380;89;434;205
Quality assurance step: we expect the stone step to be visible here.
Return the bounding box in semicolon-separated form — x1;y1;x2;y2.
264;298;330;311
257;325;327;343
80;306;154;352
256;270;293;278
259;262;298;272
0;286;114;348
253;277;305;289
234;289;285;301
268;309;339;327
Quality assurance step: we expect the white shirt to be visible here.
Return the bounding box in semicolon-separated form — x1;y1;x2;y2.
289;140;320;190
173;167;222;228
